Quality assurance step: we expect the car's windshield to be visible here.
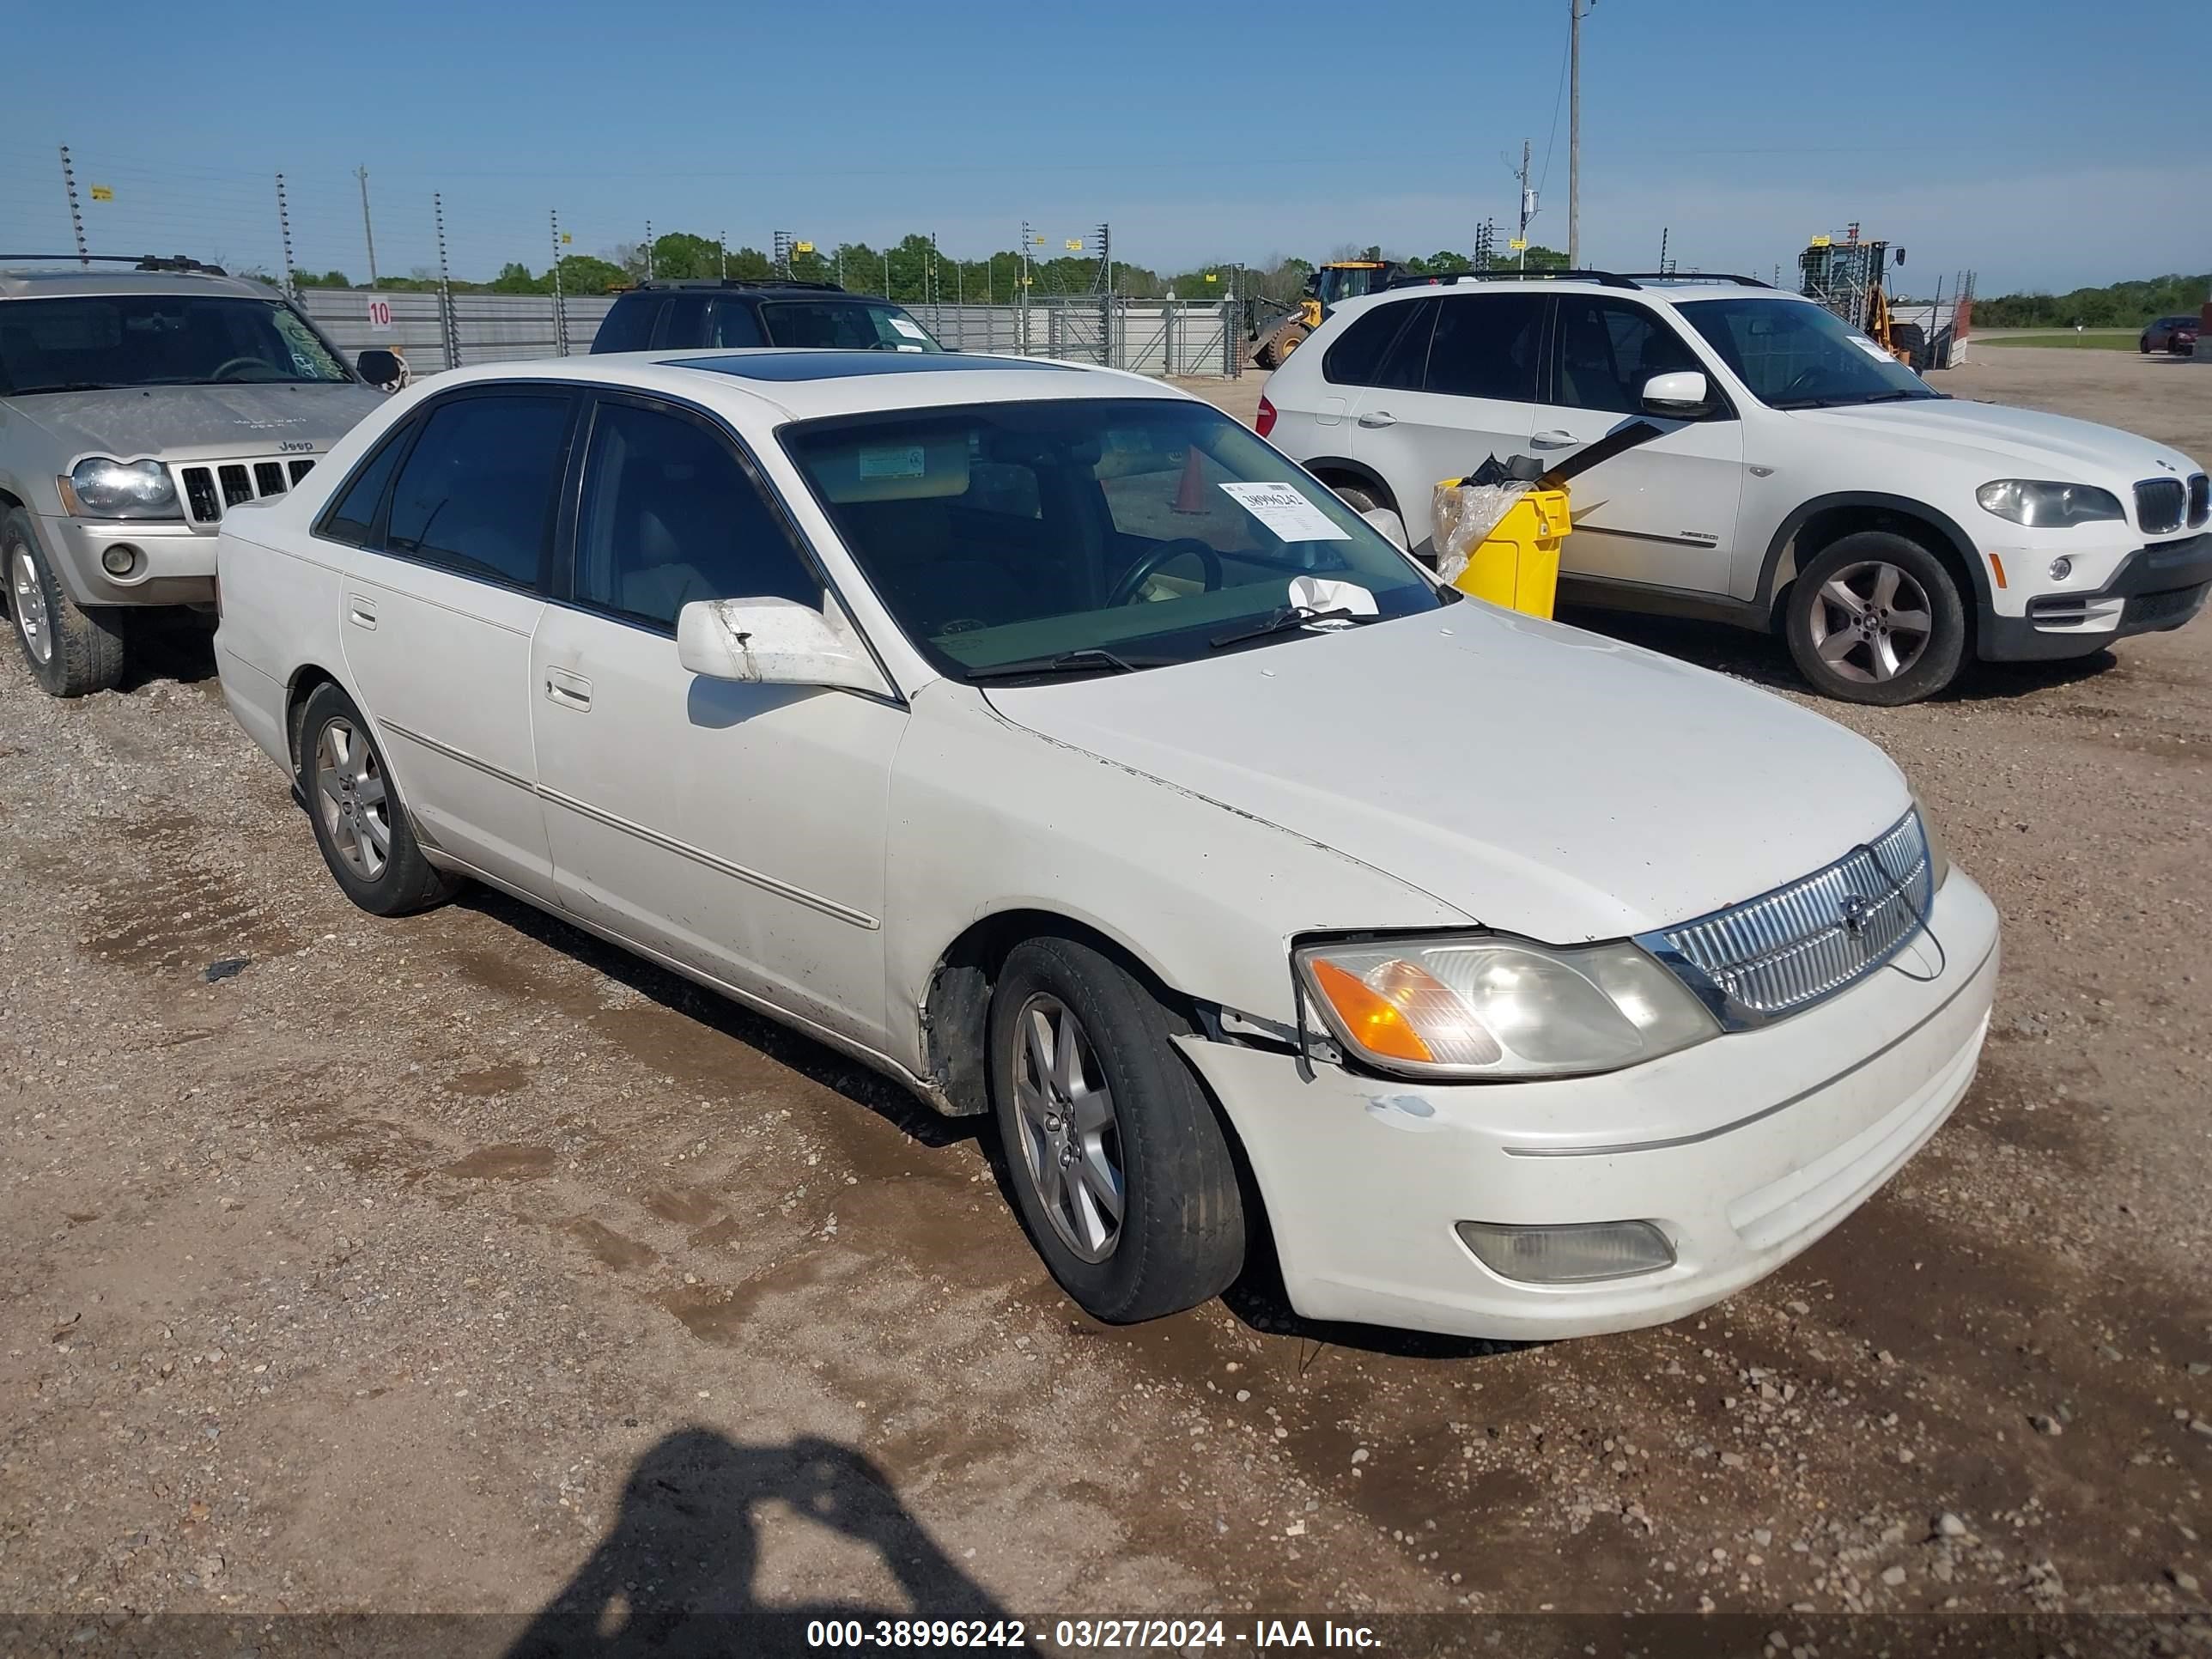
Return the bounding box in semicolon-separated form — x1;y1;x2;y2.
1314;266;1382;307
758;301;944;354
781;398;1445;679
0;295;352;395
1675;297;1936;410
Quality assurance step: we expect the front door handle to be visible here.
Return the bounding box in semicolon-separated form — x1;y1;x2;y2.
1531;430;1577;449
1356;410;1398;428
346;594;378;629
544;668;592;712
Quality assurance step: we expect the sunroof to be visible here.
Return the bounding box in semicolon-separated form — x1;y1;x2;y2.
668;350;1069;382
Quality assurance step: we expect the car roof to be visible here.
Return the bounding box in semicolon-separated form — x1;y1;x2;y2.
415;349;1190;425
0;266;283;302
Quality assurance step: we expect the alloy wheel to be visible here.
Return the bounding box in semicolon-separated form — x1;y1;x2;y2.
1009;993;1125;1263
1807;560;1934;684
315;717;392;880
10;549;51;665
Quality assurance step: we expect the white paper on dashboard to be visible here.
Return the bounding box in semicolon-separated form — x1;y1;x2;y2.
1218;482;1351;542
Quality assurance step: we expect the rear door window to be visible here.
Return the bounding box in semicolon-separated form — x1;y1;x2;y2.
318;424;412;546
381;393;574;589
707;298;764;348
652;294;711;348
1425;295;1544;401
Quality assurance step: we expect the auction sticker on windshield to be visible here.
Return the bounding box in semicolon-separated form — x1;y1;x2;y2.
1219;482;1349;542
860;444;927;479
889;316;928;340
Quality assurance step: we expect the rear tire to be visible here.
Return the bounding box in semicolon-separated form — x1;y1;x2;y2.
1784;530;1966;706
5;508;126;698
988;936;1245;1323
296;681;459;916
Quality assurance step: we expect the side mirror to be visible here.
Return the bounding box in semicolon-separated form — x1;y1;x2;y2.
1641;369;1711;419
1358;505;1409;551
356;349;402;387
676;596;890;696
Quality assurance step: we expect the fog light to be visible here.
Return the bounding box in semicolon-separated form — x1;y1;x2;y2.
1455;1219;1676;1284
2048;556;2072;581
101;544;141;578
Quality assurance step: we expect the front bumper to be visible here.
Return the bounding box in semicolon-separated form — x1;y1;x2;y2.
1980;532;2212;661
1179;872;2000;1341
38;513;216;608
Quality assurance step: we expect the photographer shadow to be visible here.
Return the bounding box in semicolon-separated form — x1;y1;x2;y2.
507;1430;1026;1658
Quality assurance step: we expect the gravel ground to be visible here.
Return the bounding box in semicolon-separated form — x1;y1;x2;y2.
3;348;2209;1647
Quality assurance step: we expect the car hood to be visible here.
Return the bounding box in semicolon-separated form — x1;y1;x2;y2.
981;604;1911;943
7;382;387;461
1795;397;2200;478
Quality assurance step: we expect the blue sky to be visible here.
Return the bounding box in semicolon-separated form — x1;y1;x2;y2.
3;0;2201;295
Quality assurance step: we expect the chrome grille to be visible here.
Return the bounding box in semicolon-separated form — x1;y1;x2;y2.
1648;811;1932;1024
2136;477;2185;535
173;454;315;525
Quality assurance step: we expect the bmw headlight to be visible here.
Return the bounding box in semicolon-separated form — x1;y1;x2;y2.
1294;934;1719;1080
1975;479;2122;528
62;458;181;520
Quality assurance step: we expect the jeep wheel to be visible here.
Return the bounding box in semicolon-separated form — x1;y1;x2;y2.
5;508;126;697
1785;531;1966;706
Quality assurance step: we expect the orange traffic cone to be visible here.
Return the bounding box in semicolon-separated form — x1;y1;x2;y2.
1172;447;1208;514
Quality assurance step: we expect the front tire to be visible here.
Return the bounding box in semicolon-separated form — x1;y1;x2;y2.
5;509;125;697
1784;531;1967;706
988;937;1245;1323
296;681;459;916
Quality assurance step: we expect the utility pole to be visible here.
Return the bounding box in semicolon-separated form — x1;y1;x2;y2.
58;147;88;266
276;173;296;295
1019;220;1032;356
550;209;568;356
1516;140;1534;272
882;250;890;298
434;192;459;369
356;166;379;289
644;221;653;282
1657;225;1668;276
718;232;727;280
1569;0;1590;267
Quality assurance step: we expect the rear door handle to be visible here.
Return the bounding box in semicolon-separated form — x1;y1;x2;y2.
1531;430;1577;449
544;668;592;712
1356;410;1398;428
346;594;378;629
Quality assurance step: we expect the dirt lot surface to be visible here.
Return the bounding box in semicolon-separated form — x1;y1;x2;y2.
3;347;2209;1650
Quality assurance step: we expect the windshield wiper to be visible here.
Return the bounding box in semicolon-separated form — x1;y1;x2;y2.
1208;605;1370;650
7;381;118;396
963;647;1158;681
1771;388;1926;410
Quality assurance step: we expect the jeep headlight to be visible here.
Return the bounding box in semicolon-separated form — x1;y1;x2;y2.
62;458;181;520
1975;479;2122;528
1295;934;1719;1080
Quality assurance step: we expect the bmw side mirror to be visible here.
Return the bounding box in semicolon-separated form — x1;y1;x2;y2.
356;349;403;388
1641;369;1711;419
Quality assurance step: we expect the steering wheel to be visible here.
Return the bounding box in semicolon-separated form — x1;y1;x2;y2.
210;356;276;381
1779;365;1830;398
1107;538;1224;607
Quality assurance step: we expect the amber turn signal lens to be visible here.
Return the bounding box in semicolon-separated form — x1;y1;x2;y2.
1308;958;1437;1065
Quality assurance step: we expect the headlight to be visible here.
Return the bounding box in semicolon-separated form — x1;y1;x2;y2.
62;458;181;520
1975;479;2122;528
1295;934;1719;1080
1912;795;1950;890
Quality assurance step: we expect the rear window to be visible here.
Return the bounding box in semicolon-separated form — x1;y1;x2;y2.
592;295;660;353
757;301;943;353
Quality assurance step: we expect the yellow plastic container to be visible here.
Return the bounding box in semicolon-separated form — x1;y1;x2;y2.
1444;484;1569;618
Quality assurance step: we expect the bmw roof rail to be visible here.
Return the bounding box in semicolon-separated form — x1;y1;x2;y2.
630;276;847;293
0;252;230;275
1386;268;1641;290
1616;271;1771;287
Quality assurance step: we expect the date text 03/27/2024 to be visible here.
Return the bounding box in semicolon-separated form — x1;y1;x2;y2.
803;1618;1381;1649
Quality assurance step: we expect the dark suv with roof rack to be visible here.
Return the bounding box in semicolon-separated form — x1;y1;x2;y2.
590;278;944;356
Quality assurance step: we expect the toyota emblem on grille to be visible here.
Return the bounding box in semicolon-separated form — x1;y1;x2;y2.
1837;892;1870;938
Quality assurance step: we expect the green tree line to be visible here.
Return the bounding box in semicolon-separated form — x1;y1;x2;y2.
1970;273;2208;330
277;230;1567;305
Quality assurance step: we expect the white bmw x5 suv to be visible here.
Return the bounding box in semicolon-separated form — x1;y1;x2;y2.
1261;272;2210;704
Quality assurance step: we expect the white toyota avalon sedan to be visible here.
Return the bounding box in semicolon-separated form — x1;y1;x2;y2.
210;349;1999;1340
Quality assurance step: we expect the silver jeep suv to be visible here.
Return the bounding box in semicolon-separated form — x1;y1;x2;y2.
2;257;392;696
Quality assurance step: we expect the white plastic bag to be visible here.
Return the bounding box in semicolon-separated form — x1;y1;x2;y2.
1430;479;1530;586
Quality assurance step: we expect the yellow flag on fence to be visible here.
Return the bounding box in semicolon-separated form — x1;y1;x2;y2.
88;185;114;203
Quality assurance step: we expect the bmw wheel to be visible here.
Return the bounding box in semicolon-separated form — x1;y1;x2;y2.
1785;531;1967;706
